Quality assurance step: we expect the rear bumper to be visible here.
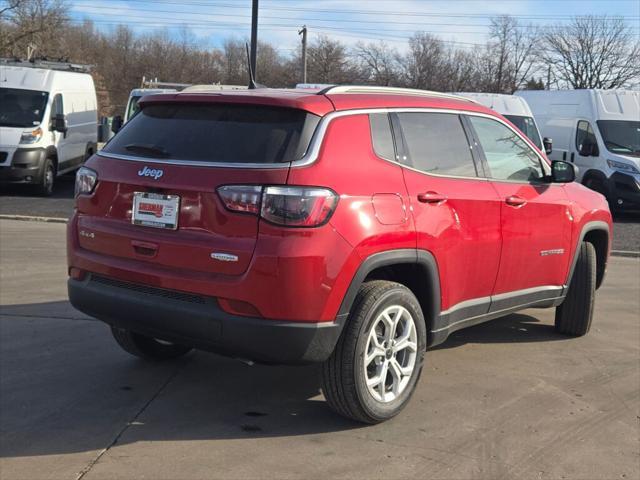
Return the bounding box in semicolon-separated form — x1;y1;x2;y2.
68;275;342;364
0;148;46;184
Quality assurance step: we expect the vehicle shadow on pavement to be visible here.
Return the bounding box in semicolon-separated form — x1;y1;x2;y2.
0;302;567;459
434;313;565;350
0;301;362;459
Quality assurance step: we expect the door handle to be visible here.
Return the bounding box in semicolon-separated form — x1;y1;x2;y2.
417;191;447;204
505;195;527;207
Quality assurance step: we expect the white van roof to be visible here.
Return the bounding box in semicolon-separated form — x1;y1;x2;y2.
455;92;534;117
0;65;94;92
516;89;640;121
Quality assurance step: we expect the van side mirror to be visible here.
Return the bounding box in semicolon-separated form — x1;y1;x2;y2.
551;160;576;183
111;115;123;134
543;137;552;155
52;114;67;134
579;139;599;157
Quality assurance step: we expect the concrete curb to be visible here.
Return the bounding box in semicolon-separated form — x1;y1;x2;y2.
1;214;638;258
0;214;68;224
611;250;640;258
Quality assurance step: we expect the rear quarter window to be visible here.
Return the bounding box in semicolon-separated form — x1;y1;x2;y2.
103;103;320;164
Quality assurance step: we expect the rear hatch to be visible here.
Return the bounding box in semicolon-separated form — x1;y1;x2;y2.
76;97;327;275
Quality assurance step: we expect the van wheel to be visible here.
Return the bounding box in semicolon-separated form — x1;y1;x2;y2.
555;242;596;336
321;281;426;424
111;327;192;360
35;158;55;196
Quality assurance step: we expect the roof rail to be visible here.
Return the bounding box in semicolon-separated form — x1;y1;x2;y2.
141;76;192;90
0;58;92;73
318;85;478;103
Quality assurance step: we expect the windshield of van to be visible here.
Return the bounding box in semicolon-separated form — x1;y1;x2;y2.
103;103;320;164
597;120;640;157
0;88;49;128
504;115;542;150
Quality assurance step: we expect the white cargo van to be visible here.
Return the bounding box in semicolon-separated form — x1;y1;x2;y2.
0;60;98;195
456;92;550;154
518;89;640;210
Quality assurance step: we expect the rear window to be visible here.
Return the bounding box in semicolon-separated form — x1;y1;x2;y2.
103;103;320;164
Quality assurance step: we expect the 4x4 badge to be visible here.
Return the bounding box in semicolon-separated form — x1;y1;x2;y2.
138;166;163;180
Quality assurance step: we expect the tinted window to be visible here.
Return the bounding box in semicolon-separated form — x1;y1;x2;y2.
396;113;477;177
104;103;320;164
369;113;395;160
597;120;640;156
0;87;49;128
576;120;597;153
469;116;544;182
504;115;542;150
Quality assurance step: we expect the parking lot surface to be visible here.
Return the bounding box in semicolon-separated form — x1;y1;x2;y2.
1;179;638;253
0;219;638;480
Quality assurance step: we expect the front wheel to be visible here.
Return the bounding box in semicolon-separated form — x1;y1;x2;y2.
321;281;426;424
555;242;596;336
111;327;192;360
35;158;55;196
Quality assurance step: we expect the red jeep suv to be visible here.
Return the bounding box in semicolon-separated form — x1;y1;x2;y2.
68;86;612;423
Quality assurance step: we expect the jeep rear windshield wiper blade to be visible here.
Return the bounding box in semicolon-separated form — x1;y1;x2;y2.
124;143;170;158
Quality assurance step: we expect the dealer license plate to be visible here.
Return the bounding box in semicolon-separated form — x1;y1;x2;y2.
132;192;180;230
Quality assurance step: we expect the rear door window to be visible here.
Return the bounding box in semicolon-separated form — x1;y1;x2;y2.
395;112;478;177
103;103;320;164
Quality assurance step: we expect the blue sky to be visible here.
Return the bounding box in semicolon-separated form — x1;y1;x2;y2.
70;0;640;54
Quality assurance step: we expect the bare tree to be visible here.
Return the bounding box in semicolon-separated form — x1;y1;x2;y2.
399;32;455;90
306;35;362;84
0;0;68;58
485;16;539;93
542;16;640;89
353;41;399;86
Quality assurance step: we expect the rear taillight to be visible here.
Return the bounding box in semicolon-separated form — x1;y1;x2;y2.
75;167;98;197
217;185;262;214
217;185;338;227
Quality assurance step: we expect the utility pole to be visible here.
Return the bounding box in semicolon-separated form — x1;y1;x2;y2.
298;25;307;83
250;0;258;81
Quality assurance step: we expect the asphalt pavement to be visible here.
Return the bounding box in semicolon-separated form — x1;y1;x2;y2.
0;219;638;480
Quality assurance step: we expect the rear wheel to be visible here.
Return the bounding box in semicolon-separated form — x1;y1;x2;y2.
35;158;55;196
111;327;192;360
321;281;426;424
555;242;596;336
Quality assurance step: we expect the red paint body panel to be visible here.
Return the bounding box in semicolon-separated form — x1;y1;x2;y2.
402;172;502;310
490;182;572;294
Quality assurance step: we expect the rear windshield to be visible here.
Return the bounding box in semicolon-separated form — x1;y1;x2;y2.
103;103;320;164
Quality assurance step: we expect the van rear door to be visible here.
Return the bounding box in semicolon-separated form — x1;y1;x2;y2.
75;100;322;276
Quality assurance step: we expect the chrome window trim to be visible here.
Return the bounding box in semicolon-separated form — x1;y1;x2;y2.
98;106;549;175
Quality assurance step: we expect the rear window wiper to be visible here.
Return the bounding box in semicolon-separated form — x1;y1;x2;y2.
124;143;170;158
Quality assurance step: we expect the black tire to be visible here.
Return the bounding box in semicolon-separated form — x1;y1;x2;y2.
111;327;192;360
35;158;55;196
321;280;427;424
555;242;597;336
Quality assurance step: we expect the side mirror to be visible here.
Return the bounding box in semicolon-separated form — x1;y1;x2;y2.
52;114;67;134
543;137;553;155
579;140;599;157
551;160;577;183
111;115;123;134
